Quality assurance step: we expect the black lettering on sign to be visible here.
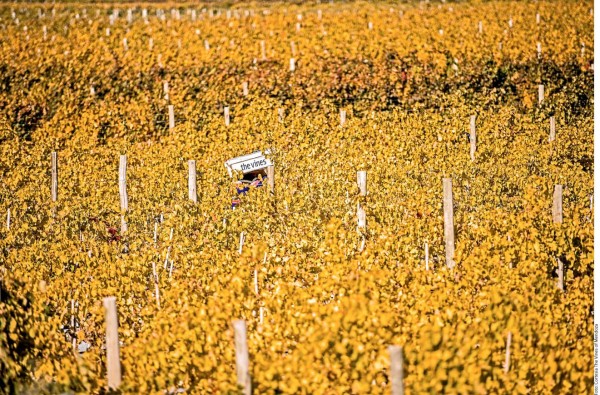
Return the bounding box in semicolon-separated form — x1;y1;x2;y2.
239;158;268;172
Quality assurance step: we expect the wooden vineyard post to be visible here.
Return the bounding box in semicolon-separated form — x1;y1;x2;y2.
278;108;284;123
504;331;512;373
266;165;275;194
224;106;230;126
6;208;10;230
188;160;197;203
537;42;542;59
163;228;173;269
163;81;169;101
168;105;175;130
443;178;455;269
556;257;564;292
538;84;544;105
260;40;266;60
549;116;556;142
103;297;122;390
242;81;249;96
357;171;367;196
388;345;404;395
553;185;563;224
357;203;366;229
119;155;128;233
340;109;346;126
253;268;259;296
233;320;251;395
239;231;245;254
51;151;58;202
289;58;295;72
553;184;564;291
469;115;476;161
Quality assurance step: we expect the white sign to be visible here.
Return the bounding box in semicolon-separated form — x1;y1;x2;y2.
225;150;272;176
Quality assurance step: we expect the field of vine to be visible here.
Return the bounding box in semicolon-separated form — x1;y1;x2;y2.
0;1;594;394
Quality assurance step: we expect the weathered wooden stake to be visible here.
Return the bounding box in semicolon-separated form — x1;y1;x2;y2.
119;155;128;233
553;184;563;224
388;345;404;395
103;297;121;390
425;242;430;271
266;165;275;193
357;171;367;196
340;109;346;126
556;257;564;291
278;108;284;123
6;208;10;230
260;40;266;60
119;155;128;211
253;268;259;296
290;41;296;56
357;203;366;229
163;228;174;269
188;160;197;203
478;20;482;34
242;81;249;96
537;42;542;59
538;84;544;105
51;152;58;202
239;231;245;254
469;115;476;161
224;106;230;126
168;105;175;130
443;178;455;269
163;81;169;101
233;320;251;395
504;331;512;373
289;58;295;71
549;116;556;142
153;222;158;245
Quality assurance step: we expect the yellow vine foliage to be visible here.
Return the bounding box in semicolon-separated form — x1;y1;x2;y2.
0;1;593;394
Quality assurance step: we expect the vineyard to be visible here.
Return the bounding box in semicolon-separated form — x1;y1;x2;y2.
0;1;594;394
